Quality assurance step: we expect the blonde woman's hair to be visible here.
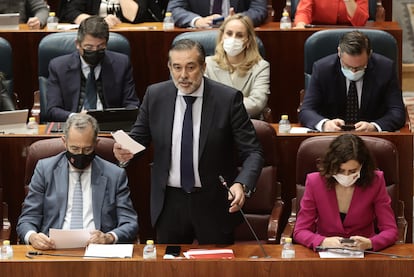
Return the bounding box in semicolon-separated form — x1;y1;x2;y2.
213;14;262;76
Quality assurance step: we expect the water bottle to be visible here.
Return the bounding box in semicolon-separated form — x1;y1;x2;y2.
163;12;174;31
27;116;39;134
281;237;295;259
1;240;13;259
278;114;291;133
375;0;385;22
143;239;157;260
280;10;292;30
47;12;59;30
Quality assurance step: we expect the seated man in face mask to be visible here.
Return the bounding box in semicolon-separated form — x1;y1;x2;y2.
299;31;405;132
17;113;138;250
46;15;140;122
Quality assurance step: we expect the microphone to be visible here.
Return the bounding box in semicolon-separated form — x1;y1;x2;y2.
218;175;271;258
25;251;118;259
316;246;412;259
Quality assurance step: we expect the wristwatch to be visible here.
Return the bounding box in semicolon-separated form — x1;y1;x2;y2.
242;184;252;198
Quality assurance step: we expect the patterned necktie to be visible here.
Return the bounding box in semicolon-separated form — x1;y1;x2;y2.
345;81;359;124
84;66;97;109
181;96;196;193
70;172;83;229
212;0;223;14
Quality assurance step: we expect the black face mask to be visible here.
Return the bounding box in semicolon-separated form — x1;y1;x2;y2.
66;151;96;169
82;49;105;66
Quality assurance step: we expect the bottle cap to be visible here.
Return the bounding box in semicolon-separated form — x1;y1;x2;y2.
29;117;36;122
165;12;172;17
3;240;10;246
282;11;289;17
146;240;154;245
284;237;292;243
281;115;289;120
49;12;56;17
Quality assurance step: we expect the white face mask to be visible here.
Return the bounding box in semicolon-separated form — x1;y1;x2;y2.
223;37;245;57
333;171;360;187
341;67;365;81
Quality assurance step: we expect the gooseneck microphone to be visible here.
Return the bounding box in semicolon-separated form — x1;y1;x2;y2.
25;251;118;259
219;175;271;258
315;246;412;259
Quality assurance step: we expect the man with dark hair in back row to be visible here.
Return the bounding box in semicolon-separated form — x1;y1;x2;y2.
46;15;140;122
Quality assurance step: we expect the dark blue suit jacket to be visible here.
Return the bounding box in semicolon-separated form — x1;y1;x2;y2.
46;51;139;122
167;0;268;27
129;78;263;229
299;53;405;132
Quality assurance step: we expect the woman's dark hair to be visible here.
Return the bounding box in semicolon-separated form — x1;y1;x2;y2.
318;134;376;188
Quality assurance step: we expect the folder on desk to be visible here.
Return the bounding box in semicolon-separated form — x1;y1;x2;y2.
0;13;19;30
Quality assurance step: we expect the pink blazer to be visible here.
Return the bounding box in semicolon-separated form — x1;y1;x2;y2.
294;0;369;26
293;171;398;251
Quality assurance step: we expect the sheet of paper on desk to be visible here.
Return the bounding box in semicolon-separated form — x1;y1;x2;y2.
319;250;364;258
289;127;314;133
112;130;145;154
49;228;90;249
57;24;79;30
84;244;134;258
183;249;235;259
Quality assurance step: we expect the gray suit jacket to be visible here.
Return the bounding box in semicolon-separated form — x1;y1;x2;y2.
205;57;270;118
22;0;49;27
129;77;263;229
167;0;268;27
17;153;138;243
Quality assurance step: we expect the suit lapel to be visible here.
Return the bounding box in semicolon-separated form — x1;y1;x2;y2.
54;157;69;227
91;159;107;230
199;78;215;159
67;53;82;111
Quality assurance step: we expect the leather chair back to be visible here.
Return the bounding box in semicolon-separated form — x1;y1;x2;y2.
295;135;399;218
172;30;266;58
0;37;13;96
234;119;282;242
24;137;117;189
37;32;131;123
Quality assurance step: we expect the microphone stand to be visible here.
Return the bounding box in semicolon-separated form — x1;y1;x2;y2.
218;176;271;258
315;246;412;259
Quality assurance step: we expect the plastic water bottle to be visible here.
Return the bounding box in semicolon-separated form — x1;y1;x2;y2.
278;114;291;133
27;116;39;134
280;10;292;30
281;237;295;259
375;0;385;22
163;12;174;31
1;240;13;259
143;240;156;259
47;12;59;30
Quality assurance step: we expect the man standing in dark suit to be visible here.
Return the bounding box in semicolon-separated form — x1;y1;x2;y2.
114;39;263;244
299;31;405;132
46;16;139;122
167;0;268;28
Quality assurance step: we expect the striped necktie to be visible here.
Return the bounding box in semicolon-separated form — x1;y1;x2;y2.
70;172;83;229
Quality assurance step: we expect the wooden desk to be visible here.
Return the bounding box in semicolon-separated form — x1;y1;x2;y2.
0;21;402;122
273;124;414;243
0;244;413;276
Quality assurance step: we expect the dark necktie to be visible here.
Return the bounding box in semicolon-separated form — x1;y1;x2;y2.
212;0;223;14
181;96;196;193
345;81;359;124
85;66;97;109
70;172;83;229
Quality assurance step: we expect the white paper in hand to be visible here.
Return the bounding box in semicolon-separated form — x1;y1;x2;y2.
111;130;145;154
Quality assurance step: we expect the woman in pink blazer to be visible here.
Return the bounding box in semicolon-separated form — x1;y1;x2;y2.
293;134;398;251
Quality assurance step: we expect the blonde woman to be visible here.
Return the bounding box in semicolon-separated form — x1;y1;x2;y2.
205;14;270;119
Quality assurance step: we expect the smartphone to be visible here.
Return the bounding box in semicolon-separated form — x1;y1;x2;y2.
341;125;355;131
165;245;181;257
340;238;355;244
212;16;225;26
